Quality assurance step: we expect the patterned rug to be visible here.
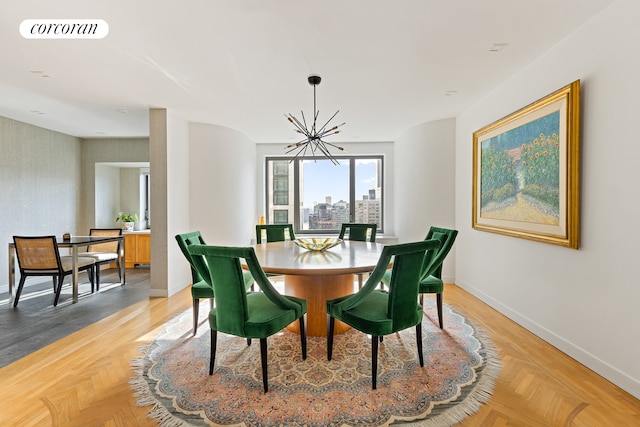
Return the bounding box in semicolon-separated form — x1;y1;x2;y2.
131;302;500;427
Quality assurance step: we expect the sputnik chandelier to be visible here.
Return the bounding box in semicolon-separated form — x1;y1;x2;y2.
285;75;345;164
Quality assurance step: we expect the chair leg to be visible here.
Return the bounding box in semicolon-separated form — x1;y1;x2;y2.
436;293;444;329
416;322;424;367
209;329;217;375
259;338;268;393
115;259;122;282
372;335;379;390
94;265;100;292
299;315;307;360
13;276;27;307
327;315;335;360
192;298;199;336
54;274;65;306
358;274;363;289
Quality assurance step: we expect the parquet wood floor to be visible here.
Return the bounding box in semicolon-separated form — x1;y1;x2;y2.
1;283;638;426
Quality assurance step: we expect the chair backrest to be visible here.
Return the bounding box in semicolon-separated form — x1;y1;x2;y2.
188;244;303;337
88;228;122;253
13;235;63;272
338;223;377;242
339;240;439;330
175;231;207;285
421;226;458;280
255;224;295;244
384;240;439;328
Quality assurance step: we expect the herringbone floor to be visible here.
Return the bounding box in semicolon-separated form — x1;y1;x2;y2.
0;277;638;426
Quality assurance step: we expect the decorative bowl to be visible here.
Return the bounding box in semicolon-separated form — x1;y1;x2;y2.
293;237;343;251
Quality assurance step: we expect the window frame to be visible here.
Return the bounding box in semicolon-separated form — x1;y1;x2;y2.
264;155;384;235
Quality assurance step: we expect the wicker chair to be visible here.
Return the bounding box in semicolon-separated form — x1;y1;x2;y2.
80;228;123;291
12;235;96;307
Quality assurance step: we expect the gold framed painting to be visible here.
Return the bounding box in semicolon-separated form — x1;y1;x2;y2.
472;80;580;249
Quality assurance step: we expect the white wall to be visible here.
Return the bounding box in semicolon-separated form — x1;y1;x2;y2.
455;0;640;398
94;164;120;227
189;123;257;246
255;141;396;239
149;108;191;297
395;118;456;282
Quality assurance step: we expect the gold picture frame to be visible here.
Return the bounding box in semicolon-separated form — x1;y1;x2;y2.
472;80;580;249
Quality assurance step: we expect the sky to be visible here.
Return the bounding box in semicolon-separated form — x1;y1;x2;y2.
301;158;378;208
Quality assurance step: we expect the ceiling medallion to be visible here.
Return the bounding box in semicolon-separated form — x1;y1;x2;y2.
285;75;345;164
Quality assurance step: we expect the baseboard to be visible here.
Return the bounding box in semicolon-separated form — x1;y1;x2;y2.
455;278;640;400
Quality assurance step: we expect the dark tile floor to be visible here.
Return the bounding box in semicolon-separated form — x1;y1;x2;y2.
0;267;150;368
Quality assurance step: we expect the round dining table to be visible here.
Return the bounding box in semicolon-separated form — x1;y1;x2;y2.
252;240;386;336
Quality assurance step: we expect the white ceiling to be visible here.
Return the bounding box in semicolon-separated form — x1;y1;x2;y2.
0;0;615;143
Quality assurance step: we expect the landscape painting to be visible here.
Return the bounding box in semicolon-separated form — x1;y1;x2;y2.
472;81;581;249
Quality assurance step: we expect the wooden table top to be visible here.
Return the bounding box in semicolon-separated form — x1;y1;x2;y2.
252;240;385;276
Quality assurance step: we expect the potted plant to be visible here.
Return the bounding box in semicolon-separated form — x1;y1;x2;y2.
115;212;138;231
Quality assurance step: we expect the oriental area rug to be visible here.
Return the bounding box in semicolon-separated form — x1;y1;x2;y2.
130;302;500;427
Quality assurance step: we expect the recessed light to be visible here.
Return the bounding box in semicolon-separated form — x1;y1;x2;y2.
30;70;51;78
96;131;107;135
445;90;458;96
489;43;509;52
29;110;44;115
115;108;128;114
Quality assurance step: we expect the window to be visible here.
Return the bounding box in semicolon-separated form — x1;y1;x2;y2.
265;156;383;234
273;209;289;224
272;161;289;205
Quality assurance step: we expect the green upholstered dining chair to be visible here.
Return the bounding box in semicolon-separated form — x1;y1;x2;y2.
188;244;307;393
338;223;377;242
326;239;439;390
338;223;378;288
80;228;122;292
381;226;458;329
12;235;96;307
175;231;254;336
255;224;295;244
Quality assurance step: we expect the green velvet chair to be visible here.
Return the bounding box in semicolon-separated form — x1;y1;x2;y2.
175;231;254;336
381;226;458;329
326;239;439;390
338;223;378;288
188;244;307;393
338;223;377;242
255;224;295;244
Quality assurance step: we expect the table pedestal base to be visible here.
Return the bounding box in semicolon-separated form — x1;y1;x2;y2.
284;274;354;337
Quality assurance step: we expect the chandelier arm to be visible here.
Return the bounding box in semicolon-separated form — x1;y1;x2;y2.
288;114;309;136
317;123;345;139
288;140;311;163
310;109;320;135
301;110;309;133
316;110;340;135
319;140;345;152
313;138;336;157
285;138;308;150
316;141;340;165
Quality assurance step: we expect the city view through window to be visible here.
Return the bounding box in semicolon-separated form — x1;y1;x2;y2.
266;157;383;233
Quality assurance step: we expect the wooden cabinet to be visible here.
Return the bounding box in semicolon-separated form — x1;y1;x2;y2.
122;232;151;268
